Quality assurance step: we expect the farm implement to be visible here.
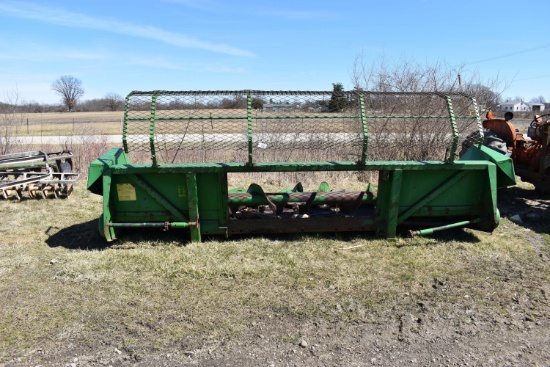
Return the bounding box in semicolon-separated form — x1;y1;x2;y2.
462;112;550;193
87;90;516;242
0;150;80;199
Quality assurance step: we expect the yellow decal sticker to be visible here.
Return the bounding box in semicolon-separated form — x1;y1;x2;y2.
117;183;137;201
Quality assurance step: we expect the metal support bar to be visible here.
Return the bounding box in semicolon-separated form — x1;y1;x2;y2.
128;175;188;222
443;94;458;163
409;218;481;237
122;95;130;153
150;94;158;166
186;173;201;242
125;114;476;122
484;164;500;229
469;96;484;146
247;91;253;166
107;221;195;228
375;169;402;238
102;170;116;241
359;94;368;165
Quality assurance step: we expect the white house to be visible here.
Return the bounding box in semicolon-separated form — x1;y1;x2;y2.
496;100;531;112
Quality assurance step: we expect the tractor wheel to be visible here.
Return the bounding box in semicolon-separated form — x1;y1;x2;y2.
459;130;482;157
484;129;510;156
59;162;72;173
460;128;510;157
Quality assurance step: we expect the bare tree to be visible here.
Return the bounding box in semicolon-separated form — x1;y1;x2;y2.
104;93;124;111
51;76;85;112
350;54;507;109
0;88;24;155
349;54;510;162
530;96;546;104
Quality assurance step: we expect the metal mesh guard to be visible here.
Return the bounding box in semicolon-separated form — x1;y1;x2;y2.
123;90;481;165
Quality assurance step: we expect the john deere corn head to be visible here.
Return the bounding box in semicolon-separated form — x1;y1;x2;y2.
1;150;80;199
88;90;516;242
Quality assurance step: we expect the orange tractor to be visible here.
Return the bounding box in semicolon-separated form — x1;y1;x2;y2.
472;112;550;193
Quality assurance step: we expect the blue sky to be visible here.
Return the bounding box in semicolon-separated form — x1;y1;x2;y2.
0;0;548;104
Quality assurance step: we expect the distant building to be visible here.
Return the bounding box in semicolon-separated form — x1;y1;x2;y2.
496;100;531;112
263;103;294;112
531;103;546;112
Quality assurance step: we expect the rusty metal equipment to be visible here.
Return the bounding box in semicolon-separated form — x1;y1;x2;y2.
87;90;516;242
0;150;80;199
462;112;550;193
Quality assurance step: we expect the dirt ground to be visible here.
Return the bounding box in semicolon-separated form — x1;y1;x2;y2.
12;316;549;367
7;296;550;367
2;185;550;367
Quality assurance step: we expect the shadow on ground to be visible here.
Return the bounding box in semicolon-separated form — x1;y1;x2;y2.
212;226;481;246
45;217;483;250
45;219;110;250
498;185;550;234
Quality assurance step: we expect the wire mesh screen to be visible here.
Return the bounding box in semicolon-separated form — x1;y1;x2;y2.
250;91;363;163
123;91;481;165
124;91;249;164
361;93;481;161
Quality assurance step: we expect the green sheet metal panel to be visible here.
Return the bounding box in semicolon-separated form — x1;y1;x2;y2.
87;148;130;195
109;173;190;222
196;172;229;235
460;145;516;187
398;169;485;213
99;168;229;236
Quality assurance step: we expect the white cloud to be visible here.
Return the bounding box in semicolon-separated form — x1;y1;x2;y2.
0;1;255;58
0;34;110;62
161;0;335;21
126;56;246;74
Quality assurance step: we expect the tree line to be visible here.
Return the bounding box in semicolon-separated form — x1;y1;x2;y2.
3;58;547;115
0;75;125;113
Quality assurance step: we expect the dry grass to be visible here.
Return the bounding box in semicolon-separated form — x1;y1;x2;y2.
13;111;124;136
0;181;548;361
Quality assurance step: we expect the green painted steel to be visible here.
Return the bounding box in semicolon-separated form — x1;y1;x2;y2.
88;148;512;241
359;94;368;165
444;95;459;163
88;90;517;242
148;95;158;166
246;92;253;166
397;171;469;224
122;95;130;154
468;95;485;146
124;115;470;121
186;173;201;242
410;218;482;237
460;144;516;187
375;170;402;238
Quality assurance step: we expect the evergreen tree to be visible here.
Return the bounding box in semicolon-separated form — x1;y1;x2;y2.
328;83;347;112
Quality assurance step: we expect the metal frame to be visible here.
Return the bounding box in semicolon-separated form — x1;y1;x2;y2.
121;90;483;166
